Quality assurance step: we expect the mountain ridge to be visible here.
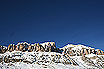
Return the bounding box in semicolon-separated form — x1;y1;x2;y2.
0;41;104;69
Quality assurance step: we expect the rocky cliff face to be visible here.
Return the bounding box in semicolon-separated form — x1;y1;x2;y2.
1;42;60;53
0;42;104;69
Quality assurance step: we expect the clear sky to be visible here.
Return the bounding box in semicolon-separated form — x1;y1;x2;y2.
0;0;104;50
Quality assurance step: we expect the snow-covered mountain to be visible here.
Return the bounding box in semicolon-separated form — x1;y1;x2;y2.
0;42;104;69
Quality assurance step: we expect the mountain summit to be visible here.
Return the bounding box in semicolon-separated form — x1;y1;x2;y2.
0;42;104;69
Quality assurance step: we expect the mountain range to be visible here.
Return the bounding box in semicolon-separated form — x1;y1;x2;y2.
0;42;104;69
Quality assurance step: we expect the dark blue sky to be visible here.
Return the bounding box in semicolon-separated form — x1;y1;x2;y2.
0;0;104;50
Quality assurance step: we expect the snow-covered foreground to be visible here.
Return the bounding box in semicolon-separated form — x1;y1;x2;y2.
0;62;83;69
0;51;83;69
0;51;104;69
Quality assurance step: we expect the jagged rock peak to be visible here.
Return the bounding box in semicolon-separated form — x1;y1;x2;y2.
0;42;104;56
